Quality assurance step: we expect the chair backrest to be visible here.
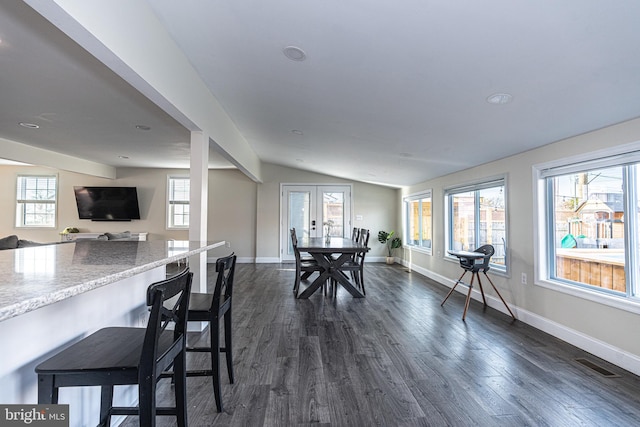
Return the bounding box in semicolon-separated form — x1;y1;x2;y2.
141;267;193;379
461;244;494;272
356;229;370;263
291;228;305;263
351;227;360;242
213;253;236;315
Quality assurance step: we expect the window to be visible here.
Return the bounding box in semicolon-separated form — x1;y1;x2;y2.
445;177;507;271
535;145;640;305
16;175;57;228
404;190;432;252
167;176;189;229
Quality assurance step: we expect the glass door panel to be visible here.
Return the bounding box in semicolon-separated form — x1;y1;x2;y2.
281;185;352;261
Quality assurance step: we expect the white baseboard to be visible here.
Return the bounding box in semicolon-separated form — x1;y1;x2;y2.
400;259;640;376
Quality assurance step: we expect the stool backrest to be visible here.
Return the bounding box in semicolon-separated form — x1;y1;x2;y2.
213;253;236;315
142;267;193;379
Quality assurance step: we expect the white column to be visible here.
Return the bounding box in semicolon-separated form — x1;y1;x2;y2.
189;131;209;293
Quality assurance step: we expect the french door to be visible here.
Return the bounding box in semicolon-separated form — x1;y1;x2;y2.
281;184;352;261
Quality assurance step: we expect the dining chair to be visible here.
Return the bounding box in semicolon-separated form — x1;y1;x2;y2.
182;253;236;412
335;228;370;296
35;268;193;427
290;228;322;297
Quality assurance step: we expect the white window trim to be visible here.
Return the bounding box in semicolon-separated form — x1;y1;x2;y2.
167;175;190;230
403;189;432;255
15;174;58;229
444;174;509;274
533;140;640;315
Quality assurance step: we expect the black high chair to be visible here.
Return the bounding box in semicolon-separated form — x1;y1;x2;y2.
441;245;516;321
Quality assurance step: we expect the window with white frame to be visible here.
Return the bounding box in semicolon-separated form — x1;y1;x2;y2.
404;190;432;251
16;175;57;228
167;176;189;229
535;146;640;303
445;177;507;271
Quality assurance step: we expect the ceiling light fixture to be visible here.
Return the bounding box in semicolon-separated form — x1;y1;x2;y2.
291;129;304;135
19;122;39;129
487;93;513;105
283;46;306;61
135;124;151;131
118;155;130;159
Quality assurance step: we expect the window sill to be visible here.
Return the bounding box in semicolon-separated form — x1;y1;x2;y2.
536;278;640;315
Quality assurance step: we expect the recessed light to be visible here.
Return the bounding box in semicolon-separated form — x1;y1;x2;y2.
135;124;151;131
487;93;513;104
283;46;306;61
19;122;39;129
291;129;304;135
118;155;130;159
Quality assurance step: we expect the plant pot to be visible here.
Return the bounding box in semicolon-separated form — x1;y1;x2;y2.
386;256;395;265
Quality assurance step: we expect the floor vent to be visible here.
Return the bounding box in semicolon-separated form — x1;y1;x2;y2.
574;358;620;378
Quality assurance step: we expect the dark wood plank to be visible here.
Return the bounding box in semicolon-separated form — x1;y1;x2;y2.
121;262;640;426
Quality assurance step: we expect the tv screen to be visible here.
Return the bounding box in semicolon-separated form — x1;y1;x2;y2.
74;186;141;221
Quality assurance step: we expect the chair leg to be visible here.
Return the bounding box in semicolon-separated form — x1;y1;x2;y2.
211;318;223;412
441;270;467;306
359;268;366;296
476;274;487;306
224;310;234;384
482;272;517;320
462;273;476;321
99;386;114;427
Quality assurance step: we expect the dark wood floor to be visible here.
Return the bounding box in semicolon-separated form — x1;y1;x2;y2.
124;263;640;426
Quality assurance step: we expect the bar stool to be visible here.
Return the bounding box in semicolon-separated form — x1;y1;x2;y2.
442;245;516;321
183;253;237;412
35;268;193;427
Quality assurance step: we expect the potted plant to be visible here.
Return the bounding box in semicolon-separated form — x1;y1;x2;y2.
378;230;402;264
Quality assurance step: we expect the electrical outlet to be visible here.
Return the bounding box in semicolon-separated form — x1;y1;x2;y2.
521;273;527;285
138;312;147;327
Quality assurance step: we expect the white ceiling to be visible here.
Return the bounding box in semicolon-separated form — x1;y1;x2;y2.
3;1;640;187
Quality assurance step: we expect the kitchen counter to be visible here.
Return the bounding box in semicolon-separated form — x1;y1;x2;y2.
0;239;224;322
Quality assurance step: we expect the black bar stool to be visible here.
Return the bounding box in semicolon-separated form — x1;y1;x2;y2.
35;268;193;427
184;253;237;412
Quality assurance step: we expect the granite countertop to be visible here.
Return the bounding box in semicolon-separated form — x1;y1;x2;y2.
0;239;224;322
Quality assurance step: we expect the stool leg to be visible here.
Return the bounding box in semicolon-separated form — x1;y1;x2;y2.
441;270;467;306
37;374;57;404
99;386;113;427
174;346;188;427
211;317;223;412
224;309;234;384
462;273;476;321
138;377;156;427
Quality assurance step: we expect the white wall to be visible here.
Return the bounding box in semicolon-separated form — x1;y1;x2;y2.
402;116;640;373
0;163;395;262
255;163;399;262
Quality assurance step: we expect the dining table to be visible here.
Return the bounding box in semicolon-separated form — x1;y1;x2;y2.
295;236;369;298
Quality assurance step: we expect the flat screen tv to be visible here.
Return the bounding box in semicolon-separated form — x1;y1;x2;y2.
74;186;141;221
